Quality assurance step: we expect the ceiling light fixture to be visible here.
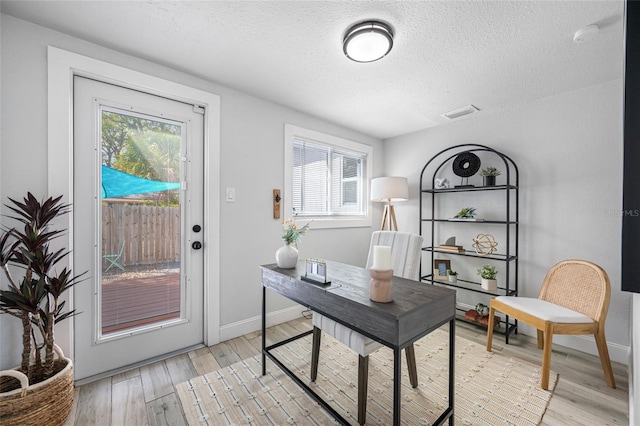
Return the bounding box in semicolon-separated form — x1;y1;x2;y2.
343;21;394;63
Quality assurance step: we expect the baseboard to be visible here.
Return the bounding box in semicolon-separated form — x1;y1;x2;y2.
513;323;629;366
218;303;630;365
458;302;629;365
218;305;307;342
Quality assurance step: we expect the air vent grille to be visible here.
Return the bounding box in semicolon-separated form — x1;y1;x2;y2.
442;105;479;120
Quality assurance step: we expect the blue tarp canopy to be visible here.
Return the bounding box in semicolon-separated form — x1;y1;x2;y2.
101;165;180;198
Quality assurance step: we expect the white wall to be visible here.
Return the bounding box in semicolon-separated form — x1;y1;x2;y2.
0;14;383;369
2;11;630;371
385;80;631;363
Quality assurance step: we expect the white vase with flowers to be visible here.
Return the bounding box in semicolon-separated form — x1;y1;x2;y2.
276;218;311;268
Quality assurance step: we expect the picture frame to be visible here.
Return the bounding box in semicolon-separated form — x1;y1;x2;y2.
301;258;331;285
434;259;451;280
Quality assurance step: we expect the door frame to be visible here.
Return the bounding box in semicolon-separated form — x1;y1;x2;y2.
47;46;221;362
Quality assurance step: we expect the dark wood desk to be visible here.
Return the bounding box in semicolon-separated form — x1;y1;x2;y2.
261;260;456;425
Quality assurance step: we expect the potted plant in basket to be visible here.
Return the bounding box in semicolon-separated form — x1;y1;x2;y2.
0;193;86;425
479;167;501;186
477;264;498;291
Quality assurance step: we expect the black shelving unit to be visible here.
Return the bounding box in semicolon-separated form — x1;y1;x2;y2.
419;144;519;342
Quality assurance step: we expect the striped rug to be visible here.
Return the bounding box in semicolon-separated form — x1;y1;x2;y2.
176;328;557;425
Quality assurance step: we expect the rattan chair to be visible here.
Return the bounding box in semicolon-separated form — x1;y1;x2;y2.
310;231;423;425
486;259;616;390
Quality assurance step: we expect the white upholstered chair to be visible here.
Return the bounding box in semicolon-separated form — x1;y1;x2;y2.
310;231;424;425
486;259;616;390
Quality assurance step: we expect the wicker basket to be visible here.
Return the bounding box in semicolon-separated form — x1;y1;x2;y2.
0;358;74;426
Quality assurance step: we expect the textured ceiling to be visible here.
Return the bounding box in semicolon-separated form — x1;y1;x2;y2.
1;1;625;139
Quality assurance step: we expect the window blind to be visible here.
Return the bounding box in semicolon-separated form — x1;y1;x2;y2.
292;138;367;217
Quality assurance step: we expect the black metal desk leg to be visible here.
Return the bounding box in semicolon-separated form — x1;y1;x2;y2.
393;346;402;425
449;318;455;425
262;285;266;376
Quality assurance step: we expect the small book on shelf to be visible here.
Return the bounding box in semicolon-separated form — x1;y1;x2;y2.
438;245;465;253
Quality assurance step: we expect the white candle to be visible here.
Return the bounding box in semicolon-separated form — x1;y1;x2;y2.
372;245;391;270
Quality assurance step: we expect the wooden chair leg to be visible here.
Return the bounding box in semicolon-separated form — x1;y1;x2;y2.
540;322;553;390
405;344;418;388
310;326;321;381
594;331;616;388
537;330;544;349
358;355;368;425
486;305;496;351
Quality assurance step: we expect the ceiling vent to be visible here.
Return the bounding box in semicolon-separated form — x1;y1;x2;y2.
442;105;480;120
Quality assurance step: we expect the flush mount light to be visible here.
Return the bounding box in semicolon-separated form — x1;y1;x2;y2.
343;21;393;63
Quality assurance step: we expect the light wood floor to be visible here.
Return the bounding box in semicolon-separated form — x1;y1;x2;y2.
63;317;629;425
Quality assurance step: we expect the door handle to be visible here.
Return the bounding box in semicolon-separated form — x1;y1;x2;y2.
192;241;202;250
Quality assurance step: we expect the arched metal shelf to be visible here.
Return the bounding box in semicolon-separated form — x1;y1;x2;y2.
419;144;519;342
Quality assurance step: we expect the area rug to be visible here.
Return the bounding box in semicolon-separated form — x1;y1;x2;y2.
176;328;557;425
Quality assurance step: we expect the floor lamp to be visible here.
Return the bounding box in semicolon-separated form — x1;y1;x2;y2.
371;177;409;231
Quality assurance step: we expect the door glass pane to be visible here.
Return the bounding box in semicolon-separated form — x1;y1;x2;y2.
100;109;183;336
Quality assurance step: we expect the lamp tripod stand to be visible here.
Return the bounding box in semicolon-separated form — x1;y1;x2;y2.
371;176;408;232
380;201;399;231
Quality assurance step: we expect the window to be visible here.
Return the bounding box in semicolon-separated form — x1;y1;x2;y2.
284;124;372;229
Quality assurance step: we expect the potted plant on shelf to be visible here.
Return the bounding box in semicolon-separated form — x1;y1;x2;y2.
479;167;501;186
0;193;86;425
447;269;458;283
477;264;498;290
452;207;476;220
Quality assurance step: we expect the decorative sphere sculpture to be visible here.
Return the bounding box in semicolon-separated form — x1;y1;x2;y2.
472;234;498;256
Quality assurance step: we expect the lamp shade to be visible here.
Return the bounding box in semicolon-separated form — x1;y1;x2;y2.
371;177;409;202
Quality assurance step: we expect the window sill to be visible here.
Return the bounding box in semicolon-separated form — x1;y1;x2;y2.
293;216;372;230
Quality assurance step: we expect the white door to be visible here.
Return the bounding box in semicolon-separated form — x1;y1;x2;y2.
73;76;205;380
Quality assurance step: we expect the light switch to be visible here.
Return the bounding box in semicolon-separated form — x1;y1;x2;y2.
226;187;236;202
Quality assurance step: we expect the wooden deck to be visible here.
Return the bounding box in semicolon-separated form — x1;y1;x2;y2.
102;273;180;334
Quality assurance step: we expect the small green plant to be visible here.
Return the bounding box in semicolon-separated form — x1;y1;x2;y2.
477;264;498;280
454;207;476;219
281;217;311;247
479;167;502;177
448;269;458;276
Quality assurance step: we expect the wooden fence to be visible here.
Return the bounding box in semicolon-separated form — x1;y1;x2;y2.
102;203;180;267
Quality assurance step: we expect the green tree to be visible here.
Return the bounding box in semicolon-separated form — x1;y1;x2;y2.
102;111;182;205
114;130;181;182
102;111;181;168
101;111;132;167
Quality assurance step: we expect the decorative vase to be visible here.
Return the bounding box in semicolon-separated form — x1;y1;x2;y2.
369;269;394;303
483;175;496;186
481;278;497;291
448;275;457;283
276;243;298;268
0;347;74;426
